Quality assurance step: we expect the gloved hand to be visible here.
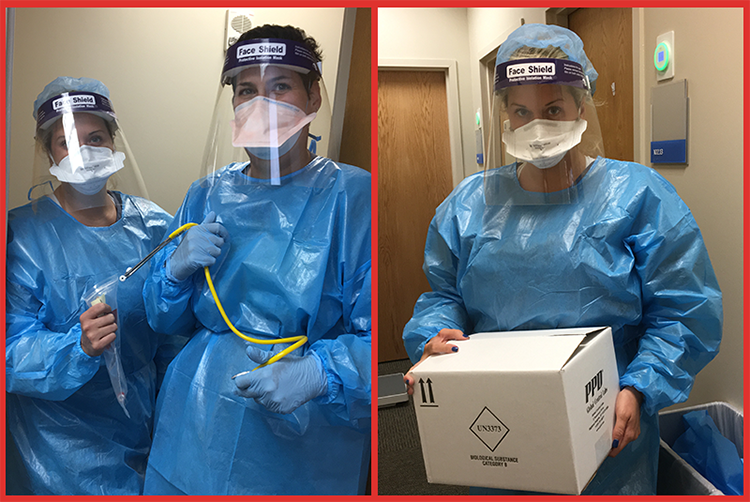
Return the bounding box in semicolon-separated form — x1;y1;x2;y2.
234;345;328;414
167;211;229;282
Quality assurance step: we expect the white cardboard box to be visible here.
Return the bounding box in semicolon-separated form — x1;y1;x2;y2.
411;326;618;495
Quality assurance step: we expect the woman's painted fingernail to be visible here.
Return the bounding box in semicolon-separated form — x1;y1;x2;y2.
463;334;470;338
612;439;619;449
451;346;458;352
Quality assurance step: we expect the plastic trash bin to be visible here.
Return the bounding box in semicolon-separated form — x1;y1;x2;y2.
657;401;743;495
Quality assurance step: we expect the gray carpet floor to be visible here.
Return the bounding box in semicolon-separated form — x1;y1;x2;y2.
377;359;470;496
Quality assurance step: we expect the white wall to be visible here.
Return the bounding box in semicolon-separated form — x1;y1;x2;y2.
378;8;476;181
8;8;345;215
636;8;744;412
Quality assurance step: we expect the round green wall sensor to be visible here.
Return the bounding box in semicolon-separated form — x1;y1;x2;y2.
654;42;670;72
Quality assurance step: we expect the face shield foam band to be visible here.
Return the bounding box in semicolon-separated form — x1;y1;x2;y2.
221;38;322;86
36;91;116;131
494;58;589;92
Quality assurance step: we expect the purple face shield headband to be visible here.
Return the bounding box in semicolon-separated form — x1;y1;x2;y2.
494;58;590;92
36;91;116;131
221;38;322;85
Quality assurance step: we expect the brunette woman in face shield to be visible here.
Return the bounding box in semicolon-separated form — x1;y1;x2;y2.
141;25;371;495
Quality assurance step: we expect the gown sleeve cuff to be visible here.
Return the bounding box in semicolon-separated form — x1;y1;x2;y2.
74;324;101;363
618;376;656;414
161;257;194;294
311;350;340;405
413;329;442;362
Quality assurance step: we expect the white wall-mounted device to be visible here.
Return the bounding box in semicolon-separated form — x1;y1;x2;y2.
654;31;674;82
225;10;254;49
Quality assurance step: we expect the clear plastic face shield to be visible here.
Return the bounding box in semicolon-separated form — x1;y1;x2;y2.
485;58;604;205
30;91;147;211
202;37;332;187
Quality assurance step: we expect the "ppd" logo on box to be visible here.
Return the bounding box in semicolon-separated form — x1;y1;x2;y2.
585;369;604;403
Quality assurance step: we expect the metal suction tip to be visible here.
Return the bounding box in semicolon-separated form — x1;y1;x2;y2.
119;267;134;282
232;371;251;380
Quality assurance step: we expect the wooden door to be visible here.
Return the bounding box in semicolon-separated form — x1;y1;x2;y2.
568;8;634;161
378;70;454;362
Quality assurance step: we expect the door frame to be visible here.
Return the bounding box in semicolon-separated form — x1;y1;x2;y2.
477;23;520;168
328;7;358;162
378;59;465;188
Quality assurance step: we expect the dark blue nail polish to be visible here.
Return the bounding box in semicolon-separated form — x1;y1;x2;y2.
463;334;470;338
451;346;458;352
612;439;619;449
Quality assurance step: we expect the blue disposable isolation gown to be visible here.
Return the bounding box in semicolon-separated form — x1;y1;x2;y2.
142;156;371;495
403;157;722;495
6;192;181;495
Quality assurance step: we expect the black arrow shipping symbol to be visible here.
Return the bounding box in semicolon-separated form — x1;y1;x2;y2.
419;378;437;406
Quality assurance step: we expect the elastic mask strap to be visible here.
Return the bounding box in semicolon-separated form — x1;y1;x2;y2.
303;83;320;155
28;180;54;201
308;134;322;154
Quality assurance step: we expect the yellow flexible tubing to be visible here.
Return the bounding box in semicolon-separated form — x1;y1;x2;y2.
170;223;307;371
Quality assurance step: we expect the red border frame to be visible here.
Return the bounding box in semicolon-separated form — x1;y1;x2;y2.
0;4;750;500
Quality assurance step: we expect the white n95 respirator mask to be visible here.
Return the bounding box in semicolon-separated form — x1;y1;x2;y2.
49;145;125;195
230;96;316;155
502;118;587;169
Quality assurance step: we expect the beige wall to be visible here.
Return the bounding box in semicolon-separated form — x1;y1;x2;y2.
8;8;345;215
636;8;743;412
378;8;475;180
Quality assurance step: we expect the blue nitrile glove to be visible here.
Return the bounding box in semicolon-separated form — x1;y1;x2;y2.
234;345;328;415
167;211;229;282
